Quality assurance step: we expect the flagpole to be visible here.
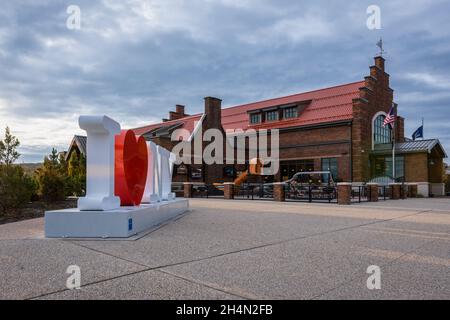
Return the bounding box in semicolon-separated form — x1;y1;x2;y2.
422;117;424;140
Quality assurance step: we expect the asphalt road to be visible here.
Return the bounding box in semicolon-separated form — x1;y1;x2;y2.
0;198;449;300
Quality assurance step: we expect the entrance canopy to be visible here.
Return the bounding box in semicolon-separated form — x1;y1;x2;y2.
372;139;447;158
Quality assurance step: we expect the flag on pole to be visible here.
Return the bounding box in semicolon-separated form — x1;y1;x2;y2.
376;38;383;51
383;105;397;128
412;125;424;141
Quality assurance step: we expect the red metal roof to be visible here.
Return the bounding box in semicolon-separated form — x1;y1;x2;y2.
133;81;364;135
133;114;202;136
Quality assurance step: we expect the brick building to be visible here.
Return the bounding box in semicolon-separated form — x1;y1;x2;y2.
68;56;447;197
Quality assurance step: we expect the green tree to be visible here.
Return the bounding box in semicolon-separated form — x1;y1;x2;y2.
0;127;35;216
0;127;21;166
68;152;80;177
49;148;59;166
0;165;35;215
66;152;86;196
59;152;68;176
36;150;67;202
79;153;86;194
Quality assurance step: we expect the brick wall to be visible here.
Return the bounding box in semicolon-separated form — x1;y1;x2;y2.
203;97;226;185
429;156;444;183
352;56;396;182
404;153;428;182
396;116;405;142
277;123;352;181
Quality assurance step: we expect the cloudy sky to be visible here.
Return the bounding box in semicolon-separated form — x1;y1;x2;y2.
1;0;449;162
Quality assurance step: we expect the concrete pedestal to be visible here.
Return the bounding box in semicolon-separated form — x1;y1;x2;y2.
430;183;445;197
416;182;430;197
45;199;189;238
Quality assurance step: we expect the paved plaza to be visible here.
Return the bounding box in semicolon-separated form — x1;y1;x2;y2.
0;198;449;300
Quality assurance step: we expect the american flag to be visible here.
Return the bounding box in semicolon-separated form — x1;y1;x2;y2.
383;105;397;128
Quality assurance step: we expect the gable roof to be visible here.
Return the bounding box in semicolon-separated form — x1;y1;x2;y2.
132;81;364;135
66;135;87;160
221;81;363;130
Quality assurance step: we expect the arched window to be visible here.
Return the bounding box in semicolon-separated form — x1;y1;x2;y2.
373;114;392;145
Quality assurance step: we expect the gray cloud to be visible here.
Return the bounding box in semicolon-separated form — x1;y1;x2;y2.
0;0;449;162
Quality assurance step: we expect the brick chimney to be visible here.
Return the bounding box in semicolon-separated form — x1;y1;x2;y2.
374;56;385;71
204;97;222;129
176;104;185;115
202;97;224;185
168;104;188;121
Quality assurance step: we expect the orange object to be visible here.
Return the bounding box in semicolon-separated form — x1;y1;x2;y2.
233;158;263;187
115;130;148;206
234;171;249;187
249;158;263;175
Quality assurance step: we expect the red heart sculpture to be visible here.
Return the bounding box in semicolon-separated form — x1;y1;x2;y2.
115;130;148;206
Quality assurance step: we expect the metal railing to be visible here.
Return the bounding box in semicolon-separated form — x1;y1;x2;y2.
350;185;370;203
378;185;391;200
183;181;399;203
285;184;337;203
191;184;224;198
234;183;274;200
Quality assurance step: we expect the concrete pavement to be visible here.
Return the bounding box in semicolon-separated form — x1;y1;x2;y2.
0;198;449;300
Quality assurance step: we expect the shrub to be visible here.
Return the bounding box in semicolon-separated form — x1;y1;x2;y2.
0;165;35;215
0;127;36;215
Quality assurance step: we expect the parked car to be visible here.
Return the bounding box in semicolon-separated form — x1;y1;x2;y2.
286;171;336;186
285;171;336;200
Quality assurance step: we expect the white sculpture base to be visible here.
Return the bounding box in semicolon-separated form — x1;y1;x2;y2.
45;199;189;239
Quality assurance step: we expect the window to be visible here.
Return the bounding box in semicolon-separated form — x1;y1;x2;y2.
373;114;392;145
175;165;187;175
283;106;298;119
250;113;261;124
385;156;404;180
223;166;236;178
280;160;314;181
321;158;338;180
371;156;404;180
266;110;279;122
190;168;203;179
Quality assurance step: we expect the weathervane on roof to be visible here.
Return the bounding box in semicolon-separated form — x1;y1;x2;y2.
376;38;386;56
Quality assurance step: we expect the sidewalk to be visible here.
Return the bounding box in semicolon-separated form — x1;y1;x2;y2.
0;198;449;300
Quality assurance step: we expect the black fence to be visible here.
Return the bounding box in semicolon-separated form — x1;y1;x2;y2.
234;183;274;200
285;184;337;203
187;182;393;203
191;184;224;198
378;185;391;200
350;186;370;203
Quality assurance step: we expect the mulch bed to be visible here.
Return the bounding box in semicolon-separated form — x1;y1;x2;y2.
0;199;77;225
